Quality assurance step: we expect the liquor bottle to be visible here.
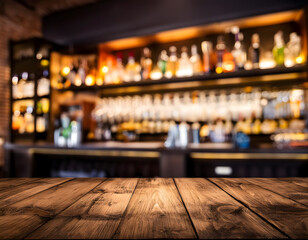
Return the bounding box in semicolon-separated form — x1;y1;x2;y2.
24;106;34;133
190;45;203;75
222;51;235;72
273;31;285;66
104;56;115;84
140;48;152;80
215;36;226;74
124;52;141;82
158;50;168;75
232;32;246;70
176;46;193;77
77;59;87;85
37;77;50;96
284;32;301;67
114;53;125;83
166;46;178;78
211;118;226;143
201;41;215;73
85;67;96;86
249;33;260;69
67;62;77;86
251;118;261;135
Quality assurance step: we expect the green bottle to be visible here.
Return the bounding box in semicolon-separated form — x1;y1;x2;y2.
273;31;285;66
158;50;168;74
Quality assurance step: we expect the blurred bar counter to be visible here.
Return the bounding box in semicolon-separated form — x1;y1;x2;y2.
4;142;308;178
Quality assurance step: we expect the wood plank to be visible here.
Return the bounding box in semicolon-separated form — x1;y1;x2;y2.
245;178;308;207
0;178;39;192
113;178;196;239
26;178;138;239
0;178;71;208
0;215;43;239
0;178;103;239
210;178;308;239
175;178;285;239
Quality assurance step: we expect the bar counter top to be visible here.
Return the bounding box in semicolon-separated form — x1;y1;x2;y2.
5;141;308;154
0;178;307;239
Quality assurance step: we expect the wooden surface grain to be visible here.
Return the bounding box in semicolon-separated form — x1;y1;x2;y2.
0;178;70;208
175;178;285;239
245;178;308;207
0;178;307;239
0;178;103;239
27;178;138;239
113;178;196;239
210;178;308;239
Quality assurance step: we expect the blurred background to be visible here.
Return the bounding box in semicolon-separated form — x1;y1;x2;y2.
1;0;308;178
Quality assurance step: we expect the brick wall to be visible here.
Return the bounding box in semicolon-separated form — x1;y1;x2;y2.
0;1;42;167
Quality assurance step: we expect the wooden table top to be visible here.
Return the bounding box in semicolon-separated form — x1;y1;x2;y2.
0;178;307;239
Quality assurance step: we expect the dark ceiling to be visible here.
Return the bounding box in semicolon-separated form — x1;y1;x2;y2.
15;0;98;16
39;0;308;46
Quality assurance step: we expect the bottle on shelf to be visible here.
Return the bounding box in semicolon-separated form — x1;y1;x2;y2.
231;28;246;70
114;53;125;83
158;50;168;76
140;47;152;80
77;59;87;85
248;33;261;69
166;46;178;78
37;77;50;97
272;31;285;66
201;41;215;73
124;52;141;82
177;46;193;77
222;51;235;72
103;56;115;85
85;67;96;86
150;50;168;80
66;62;77;87
215;36;226;74
190;45;203;75
284;32;302;67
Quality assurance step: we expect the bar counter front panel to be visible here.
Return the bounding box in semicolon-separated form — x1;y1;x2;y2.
5;142;308;178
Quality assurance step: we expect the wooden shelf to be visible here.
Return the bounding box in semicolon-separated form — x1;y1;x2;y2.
54;64;308;96
12;97;35;101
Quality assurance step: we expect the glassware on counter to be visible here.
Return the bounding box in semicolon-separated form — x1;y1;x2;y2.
54;113;82;147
